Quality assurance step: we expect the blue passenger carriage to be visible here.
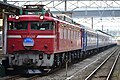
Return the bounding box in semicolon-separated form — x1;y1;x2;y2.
81;25;116;58
81;26;98;57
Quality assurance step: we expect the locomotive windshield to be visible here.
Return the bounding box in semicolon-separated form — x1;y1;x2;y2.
8;21;28;30
31;21;54;30
7;21;54;30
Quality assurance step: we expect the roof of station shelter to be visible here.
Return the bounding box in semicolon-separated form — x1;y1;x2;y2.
0;1;21;14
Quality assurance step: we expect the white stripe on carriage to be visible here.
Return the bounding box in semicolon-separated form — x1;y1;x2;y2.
37;35;56;38
7;35;21;38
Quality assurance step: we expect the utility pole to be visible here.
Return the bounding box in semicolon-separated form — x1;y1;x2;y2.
3;0;7;55
65;0;67;12
91;17;93;29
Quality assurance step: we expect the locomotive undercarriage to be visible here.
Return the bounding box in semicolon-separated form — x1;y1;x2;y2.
4;51;55;75
53;50;82;69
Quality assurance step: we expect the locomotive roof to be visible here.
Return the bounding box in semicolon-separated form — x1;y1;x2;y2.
55;18;81;29
8;15;81;29
8;15;54;21
19;4;51;16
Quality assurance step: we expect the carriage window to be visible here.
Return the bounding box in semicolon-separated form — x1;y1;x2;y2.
31;21;54;30
8;21;28;30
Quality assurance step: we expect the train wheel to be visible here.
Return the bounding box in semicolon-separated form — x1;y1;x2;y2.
71;53;74;63
57;54;62;67
78;51;81;61
77;51;79;59
80;52;84;59
59;54;62;67
53;54;57;68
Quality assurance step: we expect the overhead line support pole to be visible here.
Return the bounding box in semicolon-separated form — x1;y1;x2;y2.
65;0;67;12
3;0;7;55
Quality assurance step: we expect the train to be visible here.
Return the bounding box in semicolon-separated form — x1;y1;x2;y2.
2;5;116;74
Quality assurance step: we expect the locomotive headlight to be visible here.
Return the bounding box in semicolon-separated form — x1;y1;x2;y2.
40;16;44;19
23;38;34;50
15;16;19;19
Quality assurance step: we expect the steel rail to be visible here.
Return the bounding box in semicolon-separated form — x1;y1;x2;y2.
4;75;21;80
85;47;119;80
26;75;40;80
106;50;120;80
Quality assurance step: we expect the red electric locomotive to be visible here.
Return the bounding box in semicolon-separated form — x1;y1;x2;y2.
6;5;82;74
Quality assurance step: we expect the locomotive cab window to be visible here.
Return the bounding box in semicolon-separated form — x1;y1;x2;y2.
31;21;54;30
8;21;28;30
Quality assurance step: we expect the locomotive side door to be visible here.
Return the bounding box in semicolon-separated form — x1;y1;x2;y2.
55;21;59;51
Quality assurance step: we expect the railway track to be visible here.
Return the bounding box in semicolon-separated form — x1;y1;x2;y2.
1;75;21;80
84;47;120;80
1;75;39;80
26;75;40;80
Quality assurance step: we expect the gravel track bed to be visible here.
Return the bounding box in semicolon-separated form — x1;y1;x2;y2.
111;50;120;80
87;47;119;80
